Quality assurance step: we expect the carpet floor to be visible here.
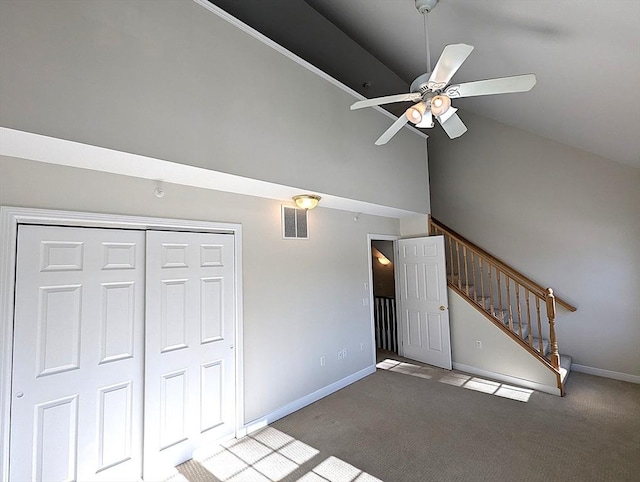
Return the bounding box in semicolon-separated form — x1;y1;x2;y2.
174;352;640;482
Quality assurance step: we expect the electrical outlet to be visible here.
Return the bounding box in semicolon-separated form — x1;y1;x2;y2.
320;355;326;366
342;348;347;359
364;282;369;291
337;350;343;360
360;342;365;351
475;340;482;349
363;297;369;307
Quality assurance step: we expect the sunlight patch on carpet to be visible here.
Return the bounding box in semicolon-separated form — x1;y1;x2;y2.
376;359;433;379
299;456;383;482
453;376;533;402
378;358;533;402
176;427;382;481
439;372;470;387
494;384;533;402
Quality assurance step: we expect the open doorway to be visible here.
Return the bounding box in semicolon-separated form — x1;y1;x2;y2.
368;234;452;371
370;239;398;354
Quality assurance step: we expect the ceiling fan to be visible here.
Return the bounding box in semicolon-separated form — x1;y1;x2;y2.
350;0;537;145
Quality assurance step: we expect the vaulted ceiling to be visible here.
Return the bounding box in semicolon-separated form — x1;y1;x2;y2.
208;0;640;169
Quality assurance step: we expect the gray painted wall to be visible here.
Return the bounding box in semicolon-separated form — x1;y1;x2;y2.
0;0;433;425
0;156;400;422
0;0;429;213
428;110;640;378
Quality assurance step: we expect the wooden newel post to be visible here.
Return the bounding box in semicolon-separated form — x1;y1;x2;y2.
545;287;560;369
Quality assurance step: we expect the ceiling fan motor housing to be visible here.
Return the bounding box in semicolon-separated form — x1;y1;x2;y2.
415;0;439;14
410;72;435;96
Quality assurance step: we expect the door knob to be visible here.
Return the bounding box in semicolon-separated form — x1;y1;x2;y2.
439;305;446;311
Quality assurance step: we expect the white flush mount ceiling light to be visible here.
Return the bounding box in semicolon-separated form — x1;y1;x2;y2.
293;194;321;210
350;0;537;145
377;255;391;266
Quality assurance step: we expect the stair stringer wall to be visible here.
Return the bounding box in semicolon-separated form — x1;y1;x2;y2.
449;288;560;396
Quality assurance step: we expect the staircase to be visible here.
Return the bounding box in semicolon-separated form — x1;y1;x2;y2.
429;217;577;395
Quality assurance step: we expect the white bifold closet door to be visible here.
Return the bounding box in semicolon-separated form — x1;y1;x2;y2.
10;226;236;482
143;230;236;480
10;225;146;482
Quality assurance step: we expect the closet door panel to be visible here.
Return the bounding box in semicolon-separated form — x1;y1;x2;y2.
10;225;145;482
144;231;236;480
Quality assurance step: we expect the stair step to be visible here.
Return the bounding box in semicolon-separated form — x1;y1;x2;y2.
469;295;497;311
490;309;509;320
450;275;473;288
505;322;529;339
559;354;572;384
450;282;501;311
530;337;550;356
468;297;532;339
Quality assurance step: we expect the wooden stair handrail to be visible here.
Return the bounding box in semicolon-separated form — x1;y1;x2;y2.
429;217;577;312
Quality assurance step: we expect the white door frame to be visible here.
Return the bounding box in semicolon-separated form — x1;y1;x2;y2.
0;206;245;481
367;234;401;361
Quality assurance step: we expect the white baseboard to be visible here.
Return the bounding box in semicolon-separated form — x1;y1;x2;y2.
452;362;561;396
571;364;640;384
243;365;376;435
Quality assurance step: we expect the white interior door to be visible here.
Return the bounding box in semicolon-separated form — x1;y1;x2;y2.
10;225;145;481
397;236;451;369
143;230;236;480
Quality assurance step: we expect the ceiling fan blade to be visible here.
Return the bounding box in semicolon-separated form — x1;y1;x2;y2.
438;112;467;139
445;74;537;99
427;44;474;91
437;107;457;124
350;92;422;110
375;115;409;145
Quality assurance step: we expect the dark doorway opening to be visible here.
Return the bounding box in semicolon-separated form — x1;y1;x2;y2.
371;240;398;353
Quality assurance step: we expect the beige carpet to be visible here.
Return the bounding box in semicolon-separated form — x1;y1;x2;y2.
175;352;640;481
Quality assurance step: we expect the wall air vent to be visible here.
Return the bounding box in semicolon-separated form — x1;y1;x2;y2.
282;206;308;239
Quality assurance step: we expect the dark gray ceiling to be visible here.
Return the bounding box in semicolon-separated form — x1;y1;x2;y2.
208;0;640;168
208;0;410;101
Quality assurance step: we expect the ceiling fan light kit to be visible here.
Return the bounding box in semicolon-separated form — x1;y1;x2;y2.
351;0;537;145
415;109;434;128
406;101;427;123
430;95;451;117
